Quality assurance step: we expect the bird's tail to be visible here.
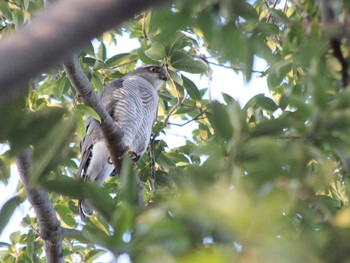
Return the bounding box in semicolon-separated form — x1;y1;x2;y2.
79;199;93;220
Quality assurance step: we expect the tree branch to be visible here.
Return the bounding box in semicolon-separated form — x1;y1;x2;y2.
206;60;265;75
16;149;64;263
148;139;157;191
321;0;349;88
168;107;209;127
163;63;187;126
264;0;279;23
64;56;125;172
0;0;170;103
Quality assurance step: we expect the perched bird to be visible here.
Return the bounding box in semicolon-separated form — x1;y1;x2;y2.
77;65;167;219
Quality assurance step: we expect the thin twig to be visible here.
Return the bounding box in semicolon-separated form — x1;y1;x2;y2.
206;60;265;75
168;107;209;127
111;59;138;70
163;95;187;126
163;63;187;126
141;11;148;40
148;139;157;190
265;0;279;23
0;24;6;32
148;64;187;188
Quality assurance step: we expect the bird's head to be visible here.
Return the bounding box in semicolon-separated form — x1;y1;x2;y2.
128;65;167;90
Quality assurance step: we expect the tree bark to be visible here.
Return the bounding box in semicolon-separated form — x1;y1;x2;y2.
0;0;169;103
16;149;64;263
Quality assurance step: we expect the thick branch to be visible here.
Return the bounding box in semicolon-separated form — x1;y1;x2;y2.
64;57;124;172
16;149;64;263
0;0;169;103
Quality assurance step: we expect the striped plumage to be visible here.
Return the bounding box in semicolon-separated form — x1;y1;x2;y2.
77;65;167;219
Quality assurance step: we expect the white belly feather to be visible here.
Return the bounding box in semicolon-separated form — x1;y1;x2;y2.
86;140;114;185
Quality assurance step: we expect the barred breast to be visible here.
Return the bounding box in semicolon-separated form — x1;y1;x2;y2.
112;76;158;156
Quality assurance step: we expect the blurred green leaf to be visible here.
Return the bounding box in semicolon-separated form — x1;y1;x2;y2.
170;51;208;74
98;42;107;61
0;196;20;236
31;114;76;185
207;102;233;140
145;42;166;61
119;157;138;205
105;53;131;67
75;104;101;122
85;249;107;262
0;97;66;155
244;94;278;112
54;204;77;228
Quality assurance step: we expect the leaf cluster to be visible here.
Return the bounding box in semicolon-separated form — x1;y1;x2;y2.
2;0;350;262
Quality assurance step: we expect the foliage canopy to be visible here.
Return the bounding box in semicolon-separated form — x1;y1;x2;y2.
1;0;350;262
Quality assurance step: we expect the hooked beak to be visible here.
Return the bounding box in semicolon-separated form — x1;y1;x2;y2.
160;70;168;81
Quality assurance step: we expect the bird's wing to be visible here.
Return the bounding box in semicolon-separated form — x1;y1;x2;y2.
76;117;101;180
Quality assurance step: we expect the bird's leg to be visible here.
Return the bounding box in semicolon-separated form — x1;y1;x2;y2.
124;147;140;162
109;147;140;162
108;147;139;177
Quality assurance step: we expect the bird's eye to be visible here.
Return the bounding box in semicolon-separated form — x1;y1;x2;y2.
149;66;157;73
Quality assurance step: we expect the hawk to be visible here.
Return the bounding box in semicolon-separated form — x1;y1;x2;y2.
77;65;167;219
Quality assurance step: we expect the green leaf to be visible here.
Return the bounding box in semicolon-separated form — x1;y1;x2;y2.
75;104;101;123
54;204;77;228
54;76;70;99
26;230;35;262
145;42;166;61
85;183;116;221
207;102;233;140
137;48;159;64
119;157;138;205
82;57;97;67
166;152;190;164
24;0;30;10
31;114;76;185
168;69;183;86
182;75;201;100
270;9;291;25
157;153;176;169
0;97;67;155
164;32;196;56
0;196;20;236
0;1;12;18
10;231;21;244
244;94;278;112
40;176;85;199
0;241;11;248
152;121;164;135
41;176;115;221
85;249;107;262
105;53;131;67
170;51;209;74
251;118;290;137
98;42;107;61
